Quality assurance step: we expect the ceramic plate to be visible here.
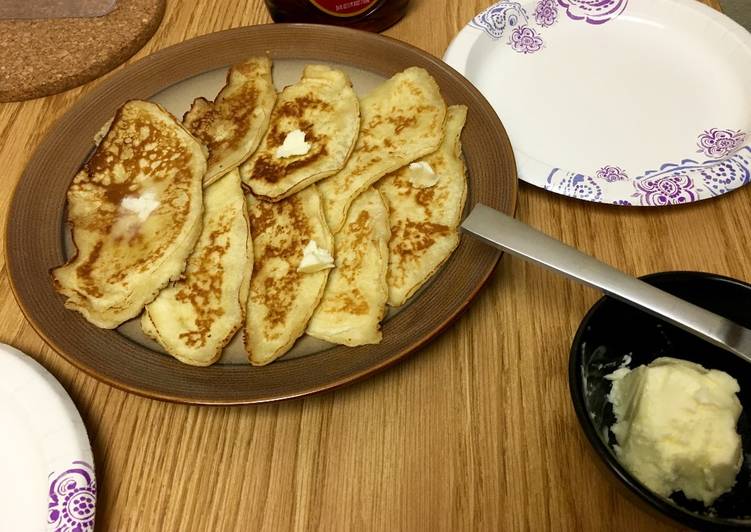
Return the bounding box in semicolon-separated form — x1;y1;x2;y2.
5;25;517;404
444;0;751;206
0;344;96;531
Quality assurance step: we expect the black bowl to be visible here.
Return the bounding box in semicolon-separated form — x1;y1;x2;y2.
569;271;751;530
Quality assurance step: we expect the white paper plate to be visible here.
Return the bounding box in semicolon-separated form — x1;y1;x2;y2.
0;344;96;531
444;0;751;205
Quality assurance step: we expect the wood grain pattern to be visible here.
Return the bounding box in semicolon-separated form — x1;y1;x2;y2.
0;0;736;530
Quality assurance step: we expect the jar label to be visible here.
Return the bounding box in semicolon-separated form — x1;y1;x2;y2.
309;0;376;17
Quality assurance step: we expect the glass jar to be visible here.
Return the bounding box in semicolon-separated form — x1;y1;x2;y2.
265;0;410;33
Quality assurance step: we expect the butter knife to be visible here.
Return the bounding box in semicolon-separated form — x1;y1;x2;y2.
461;203;751;364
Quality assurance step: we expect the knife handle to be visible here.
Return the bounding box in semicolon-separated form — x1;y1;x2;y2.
461;203;751;364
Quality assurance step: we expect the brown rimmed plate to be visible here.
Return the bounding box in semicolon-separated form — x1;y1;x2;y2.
5;24;517;404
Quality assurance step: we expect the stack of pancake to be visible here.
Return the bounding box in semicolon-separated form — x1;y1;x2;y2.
52;57;468;367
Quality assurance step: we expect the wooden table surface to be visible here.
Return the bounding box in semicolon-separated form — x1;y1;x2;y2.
0;0;740;530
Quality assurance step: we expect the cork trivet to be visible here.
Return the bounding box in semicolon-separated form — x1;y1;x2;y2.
0;0;165;102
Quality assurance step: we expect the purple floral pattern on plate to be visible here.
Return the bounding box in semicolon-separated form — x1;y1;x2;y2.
637;148;751;199
48;461;96;532
697;128;746;159
596;165;628;182
534;0;559;27
545;171;603;201
543;147;751;205
470;0;625;55
557;0;628;24
632;173;696;206
469;1;529;40
510;25;544;53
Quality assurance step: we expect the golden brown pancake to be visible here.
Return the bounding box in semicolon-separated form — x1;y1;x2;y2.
377;105;468;307
307;188;390;346
141;170;251;366
51;100;207;328
240;65;360;201
183;56;276;185
318;66;446;233
244;186;333;365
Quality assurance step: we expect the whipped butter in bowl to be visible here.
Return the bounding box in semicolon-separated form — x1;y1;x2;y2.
606;357;743;506
569;271;751;529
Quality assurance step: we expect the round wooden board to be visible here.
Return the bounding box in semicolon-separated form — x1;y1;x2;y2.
0;0;165;102
5;24;518;404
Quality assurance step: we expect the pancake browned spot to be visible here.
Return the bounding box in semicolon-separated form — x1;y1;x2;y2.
377;105;468;307
318;66;447;233
141;170;251;366
51;100;206;328
307;188;390;346
241;65;360;201
244;185;333;365
183;57;276;185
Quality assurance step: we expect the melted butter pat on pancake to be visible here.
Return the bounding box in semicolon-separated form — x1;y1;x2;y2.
141;170;251;366
51;100;206;329
318;66;447;233
377;105;468;307
307;188;390;346
240;65;360;201
183;56;276;185
245;186;333;365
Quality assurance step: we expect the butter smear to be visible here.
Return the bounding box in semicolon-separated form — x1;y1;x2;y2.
298;240;334;273
276;129;310;158
407;161;439;188
121;191;159;222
